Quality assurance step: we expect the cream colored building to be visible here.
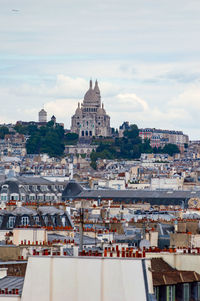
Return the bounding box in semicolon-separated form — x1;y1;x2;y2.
71;80;111;137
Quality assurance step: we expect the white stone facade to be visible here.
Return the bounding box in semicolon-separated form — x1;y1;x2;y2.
38;109;47;123
71;80;111;137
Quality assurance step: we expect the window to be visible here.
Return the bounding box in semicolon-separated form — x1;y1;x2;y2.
34;216;40;225
61;216;66;226
21;195;26;201
183;283;189;301
21;216;29;226
30;195;35;201
43;216;49;225
166;285;175;301
154;287;159;301
198;282;200;300
8;216;15;228
52;216;56;226
0;216;3;227
38;195;44;201
10;194;19;201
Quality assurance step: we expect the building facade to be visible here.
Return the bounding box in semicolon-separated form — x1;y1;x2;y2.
0;206;73;230
38;109;47;123
64;144;98;156
139;128;189;152
71;80;111;137
0;177;65;203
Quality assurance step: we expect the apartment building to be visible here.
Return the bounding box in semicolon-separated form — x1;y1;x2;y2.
139;128;189;152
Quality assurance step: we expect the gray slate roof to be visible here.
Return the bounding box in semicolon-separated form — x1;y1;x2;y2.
17;176;53;185
12;207;37;216
77;189;200;199
62;181;200;202
62;180;83;199
38;206;65;215
0;276;24;295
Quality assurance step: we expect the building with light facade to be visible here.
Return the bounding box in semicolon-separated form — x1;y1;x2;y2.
71;80;111;137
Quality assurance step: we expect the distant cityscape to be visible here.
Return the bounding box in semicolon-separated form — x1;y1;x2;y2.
0;80;200;301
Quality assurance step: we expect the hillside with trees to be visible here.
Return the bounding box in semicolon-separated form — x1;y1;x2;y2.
90;124;180;169
15;122;77;157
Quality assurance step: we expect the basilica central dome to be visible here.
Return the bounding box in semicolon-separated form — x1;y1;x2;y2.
83;80;99;104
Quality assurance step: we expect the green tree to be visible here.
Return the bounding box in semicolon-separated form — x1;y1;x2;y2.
90;160;97;170
65;132;78;145
0;126;9;139
14;124;27;134
14;124;38;135
162;144;180;156
140;139;152;153
124;124;139;139
26;124;65;157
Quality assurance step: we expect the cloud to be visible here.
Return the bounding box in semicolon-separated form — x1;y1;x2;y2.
170;84;200;111
10;75;88;98
45;98;78;124
111;93;149;112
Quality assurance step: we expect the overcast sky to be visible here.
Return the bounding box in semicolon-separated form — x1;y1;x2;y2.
1;0;200;139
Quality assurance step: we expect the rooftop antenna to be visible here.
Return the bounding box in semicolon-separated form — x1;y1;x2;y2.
79;201;84;253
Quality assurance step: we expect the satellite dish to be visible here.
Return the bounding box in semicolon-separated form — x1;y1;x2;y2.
139;239;150;249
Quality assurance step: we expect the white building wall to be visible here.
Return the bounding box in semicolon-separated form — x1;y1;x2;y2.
21;257;153;301
191;235;200;248
150;177;183;190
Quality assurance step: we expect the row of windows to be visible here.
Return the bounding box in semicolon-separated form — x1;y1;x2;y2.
83;108;97;112
81;131;93;137
24;185;63;191
154;283;200;301
1;194;62;202
6;215;69;228
8;216;29;228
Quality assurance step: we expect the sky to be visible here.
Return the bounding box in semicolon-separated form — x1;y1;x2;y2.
1;0;200;139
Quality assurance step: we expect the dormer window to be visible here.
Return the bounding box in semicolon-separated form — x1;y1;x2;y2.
34;216;40;225
10;194;19;201
43;215;49;225
8;216;15;228
21;216;29;226
1;194;7;201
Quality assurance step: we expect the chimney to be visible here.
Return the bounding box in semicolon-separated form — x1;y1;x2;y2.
73;246;79;256
17;201;22;208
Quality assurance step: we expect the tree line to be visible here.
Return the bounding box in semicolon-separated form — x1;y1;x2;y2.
90;124;180;169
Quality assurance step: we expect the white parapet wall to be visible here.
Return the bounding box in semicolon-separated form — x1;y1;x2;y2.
21;256;154;301
13;228;47;246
